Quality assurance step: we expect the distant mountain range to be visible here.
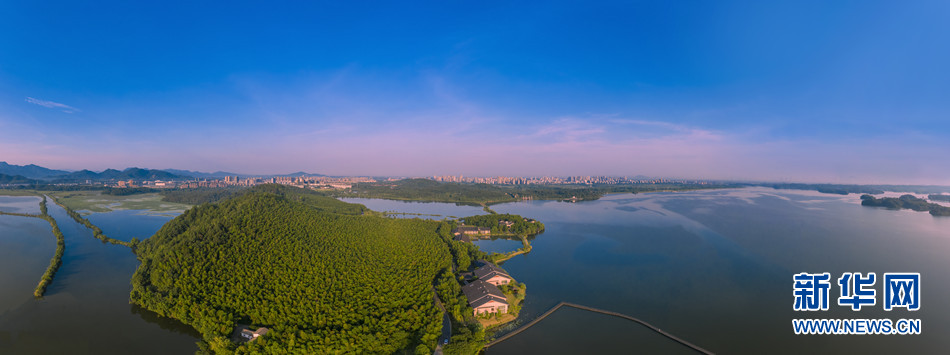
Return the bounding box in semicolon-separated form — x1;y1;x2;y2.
162;169;244;179
0;162;325;182
163;169;326;179
0;162;69;178
273;171;326;178
53;168;187;182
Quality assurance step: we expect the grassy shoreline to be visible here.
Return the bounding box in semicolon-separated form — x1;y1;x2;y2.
481;235;534;264
34;208;65;298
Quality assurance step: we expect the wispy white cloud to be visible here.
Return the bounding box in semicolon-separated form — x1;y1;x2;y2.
609;118;720;140
25;97;80;113
529;118;606;142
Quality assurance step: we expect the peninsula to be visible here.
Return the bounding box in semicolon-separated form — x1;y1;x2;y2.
128;184;536;354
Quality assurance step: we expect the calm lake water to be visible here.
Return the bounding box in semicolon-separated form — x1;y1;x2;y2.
0;197;199;354
353;188;950;354
3;189;948;353
472;238;524;254
339;197;487;219
0;196;42;214
0;215;55;317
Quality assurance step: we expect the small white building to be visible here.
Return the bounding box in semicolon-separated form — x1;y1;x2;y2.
240;327;269;341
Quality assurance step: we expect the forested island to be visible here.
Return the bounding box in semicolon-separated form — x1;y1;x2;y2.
460;213;545;236
130;184;509;353
860;194;950;216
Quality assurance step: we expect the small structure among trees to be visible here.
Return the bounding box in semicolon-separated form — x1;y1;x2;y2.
240;327;269;341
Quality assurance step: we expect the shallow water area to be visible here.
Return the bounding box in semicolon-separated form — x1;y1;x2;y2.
472;238;524;254
0;198;199;354
0;215;56;316
0;195;42;214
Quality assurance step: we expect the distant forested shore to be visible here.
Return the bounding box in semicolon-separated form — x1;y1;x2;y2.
339;178;739;205
860;194;950;216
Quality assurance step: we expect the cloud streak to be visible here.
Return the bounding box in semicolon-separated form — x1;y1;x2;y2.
610;118;721;140
25;97;80;113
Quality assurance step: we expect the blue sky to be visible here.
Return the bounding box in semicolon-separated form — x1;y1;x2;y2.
1;1;948;184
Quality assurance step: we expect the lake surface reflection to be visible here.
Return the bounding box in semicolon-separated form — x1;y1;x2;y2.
472;238;524;254
350;188;950;354
0;198;199;354
339;197;487;219
0;196;42;214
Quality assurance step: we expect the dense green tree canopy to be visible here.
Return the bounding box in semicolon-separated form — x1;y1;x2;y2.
131;185;452;353
160;187;247;205
459;214;545;236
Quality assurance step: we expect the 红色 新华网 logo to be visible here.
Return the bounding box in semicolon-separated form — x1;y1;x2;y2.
791;272;921;335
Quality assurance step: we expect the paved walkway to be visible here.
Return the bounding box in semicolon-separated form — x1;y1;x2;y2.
484;302;713;355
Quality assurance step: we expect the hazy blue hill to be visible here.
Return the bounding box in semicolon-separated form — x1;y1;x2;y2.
0;162;69;179
97;169;124;179
273;171;326;177
119;167;183;180
163;169;326;179
163;169;243;179
55;169;101;181
53;168;188;182
929;194;950;202
0;173;40;184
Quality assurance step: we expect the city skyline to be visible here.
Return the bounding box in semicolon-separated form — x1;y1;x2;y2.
2;1;949;185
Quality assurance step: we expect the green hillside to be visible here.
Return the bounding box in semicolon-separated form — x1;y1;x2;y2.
130;185;452;353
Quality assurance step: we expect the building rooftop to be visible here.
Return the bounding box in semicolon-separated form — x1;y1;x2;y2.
462;279;507;308
474;262;511;281
240;327;269;340
455;225;490;232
